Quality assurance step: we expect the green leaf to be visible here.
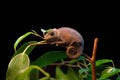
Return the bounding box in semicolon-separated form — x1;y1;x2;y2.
95;59;113;67
88;59;113;67
41;28;52;35
31;51;67;68
79;68;91;79
100;67;120;79
67;68;79;80
79;68;88;74
56;67;68;80
69;56;86;64
13;41;37;57
14;32;33;51
88;59;115;77
30;69;39;80
6;53;30;80
116;75;120;80
17;65;50;80
41;29;47;34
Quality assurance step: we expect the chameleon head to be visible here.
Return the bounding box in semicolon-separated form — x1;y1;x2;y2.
43;28;60;42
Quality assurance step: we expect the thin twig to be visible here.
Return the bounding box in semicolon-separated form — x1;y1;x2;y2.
78;62;88;69
83;53;92;63
77;62;83;69
50;63;80;68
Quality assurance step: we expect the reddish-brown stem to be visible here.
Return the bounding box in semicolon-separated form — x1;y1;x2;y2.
83;38;98;80
91;38;99;80
91;38;98;62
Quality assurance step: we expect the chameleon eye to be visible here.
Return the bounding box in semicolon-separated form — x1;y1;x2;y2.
50;31;55;36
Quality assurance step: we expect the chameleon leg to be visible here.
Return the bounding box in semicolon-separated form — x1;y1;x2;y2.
50;41;66;46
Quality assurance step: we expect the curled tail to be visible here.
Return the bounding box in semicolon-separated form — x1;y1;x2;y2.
66;46;83;59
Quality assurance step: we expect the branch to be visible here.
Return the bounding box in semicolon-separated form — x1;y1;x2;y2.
91;38;99;80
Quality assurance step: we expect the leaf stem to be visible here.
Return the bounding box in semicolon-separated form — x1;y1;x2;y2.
22;45;31;54
30;65;50;80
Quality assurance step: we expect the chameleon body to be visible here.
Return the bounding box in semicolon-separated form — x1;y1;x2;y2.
43;27;84;59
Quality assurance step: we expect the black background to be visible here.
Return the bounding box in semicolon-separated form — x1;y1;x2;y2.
1;3;119;80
